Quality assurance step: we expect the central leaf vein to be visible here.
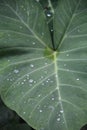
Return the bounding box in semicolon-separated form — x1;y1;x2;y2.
53;51;68;129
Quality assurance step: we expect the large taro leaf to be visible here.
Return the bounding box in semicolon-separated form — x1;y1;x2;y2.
0;0;87;130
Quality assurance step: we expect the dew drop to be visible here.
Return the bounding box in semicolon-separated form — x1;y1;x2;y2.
38;94;41;97
21;82;24;85
52;97;54;101
40;128;44;130
44;105;46;108
41;76;44;79
58;114;60;116
45;62;47;65
32;42;36;45
8;59;10;62
51;29;53;32
42;83;44;86
10;79;13;81
64;64;66;66
47;13;51;17
30;64;34;68
40;110;42;113
36;0;39;2
46;80;48;83
57;118;60;121
14;69;19;74
55;74;58;78
77;29;80;32
20;26;22;29
34;81;36;83
67;69;69;71
66;54;69;56
29;79;33;83
23;111;26;114
60;110;63;113
8;34;10;37
21;5;24;8
76;78;79;81
42;32;44;36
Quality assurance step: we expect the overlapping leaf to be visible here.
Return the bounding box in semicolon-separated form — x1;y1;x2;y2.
0;0;87;130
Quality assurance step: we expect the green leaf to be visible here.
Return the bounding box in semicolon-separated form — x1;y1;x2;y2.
0;0;87;130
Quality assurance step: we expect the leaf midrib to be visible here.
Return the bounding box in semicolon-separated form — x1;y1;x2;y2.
53;52;68;129
56;0;82;50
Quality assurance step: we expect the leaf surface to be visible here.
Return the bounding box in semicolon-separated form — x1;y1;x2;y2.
0;0;87;130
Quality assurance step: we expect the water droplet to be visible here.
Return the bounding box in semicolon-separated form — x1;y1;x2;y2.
46;80;48;83
8;60;10;62
76;78;79;81
55;74;58;78
47;13;51;17
32;42;36;45
21;5;24;8
24;79;26;82
44;105;46;108
40;110;42;113
45;62;47;65
77;29;80;32
60;110;63;113
51;29;53;32
52;97;54;100
38;94;41;97
42;32;44;36
64;64;66;66
41;76;44;79
40;128;44;130
67;69;69;71
34;81;36;83
27;74;29;79
14;69;19;74
42;83;44;86
10;79;13;81
29;79;33;83
36;0;39;2
57;118;60;121
23;111;26;114
59;97;61;100
21;82;24;85
66;54;69;56
30;64;34;68
58;114;60;116
8;34;10;37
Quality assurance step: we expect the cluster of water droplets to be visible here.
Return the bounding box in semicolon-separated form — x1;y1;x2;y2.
56;110;64;123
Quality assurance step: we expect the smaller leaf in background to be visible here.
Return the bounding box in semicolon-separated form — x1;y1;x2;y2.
1;123;32;130
0;98;19;128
